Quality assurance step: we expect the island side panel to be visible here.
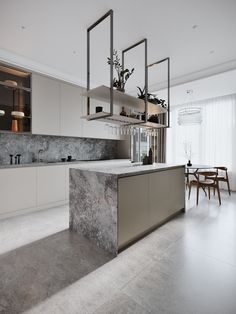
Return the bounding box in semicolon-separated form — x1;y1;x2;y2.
118;166;185;250
69;168;118;255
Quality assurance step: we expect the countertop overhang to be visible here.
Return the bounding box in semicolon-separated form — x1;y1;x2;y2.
70;162;185;178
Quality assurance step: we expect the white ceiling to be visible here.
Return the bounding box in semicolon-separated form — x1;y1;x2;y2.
1;0;236;91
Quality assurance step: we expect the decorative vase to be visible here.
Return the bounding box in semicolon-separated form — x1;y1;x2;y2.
187;160;192;167
11;119;18;132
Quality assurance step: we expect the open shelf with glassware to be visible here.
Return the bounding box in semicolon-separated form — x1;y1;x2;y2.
0;63;31;133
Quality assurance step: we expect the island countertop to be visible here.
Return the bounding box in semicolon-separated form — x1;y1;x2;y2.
71;162;185;178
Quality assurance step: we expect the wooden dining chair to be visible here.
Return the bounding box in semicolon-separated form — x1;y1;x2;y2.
195;171;221;206
213;167;231;195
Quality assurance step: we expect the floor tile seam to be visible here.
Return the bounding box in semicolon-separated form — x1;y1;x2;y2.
121;288;155;314
90;291;152;314
119;260;155;292
121;291;153;314
181;242;236;269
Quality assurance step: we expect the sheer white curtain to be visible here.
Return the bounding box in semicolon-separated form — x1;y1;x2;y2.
166;93;236;191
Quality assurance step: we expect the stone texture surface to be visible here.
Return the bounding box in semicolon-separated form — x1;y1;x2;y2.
1;191;235;314
0;229;112;314
75;162;185;177
70;168;118;255
0;133;118;165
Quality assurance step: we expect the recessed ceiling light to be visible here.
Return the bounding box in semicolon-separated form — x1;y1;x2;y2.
209;50;215;54
73;50;79;55
192;25;198;30
21;25;26;30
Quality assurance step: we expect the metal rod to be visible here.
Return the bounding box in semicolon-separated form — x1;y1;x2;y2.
110;10;113;115
87;9;113;32
147;57;170;128
122;38;147;54
144;39;148;123
87;29;90;115
167;57;170;128
148;57;169;67
87;9;114;118
122;38;148;124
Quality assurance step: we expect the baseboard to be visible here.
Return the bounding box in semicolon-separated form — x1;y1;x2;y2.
0;200;69;220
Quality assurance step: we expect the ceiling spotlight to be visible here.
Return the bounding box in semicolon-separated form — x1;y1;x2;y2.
192;25;198;30
21;25;26;30
209;50;215;54
73;50;79;55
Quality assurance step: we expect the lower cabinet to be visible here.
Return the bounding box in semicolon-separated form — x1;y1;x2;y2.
118;174;150;247
0;168;37;215
37;166;66;206
118;168;185;248
0;165;68;217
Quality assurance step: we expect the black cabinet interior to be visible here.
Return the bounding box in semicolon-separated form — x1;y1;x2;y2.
0;64;31;133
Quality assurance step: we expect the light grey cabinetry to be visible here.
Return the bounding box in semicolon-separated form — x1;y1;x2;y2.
60;82;83;137
118;174;149;247
118;167;185;248
149;168;185;228
31;73;122;139
0;168;37;215
0;165;68;218
32;74;60;135
37;165;66;206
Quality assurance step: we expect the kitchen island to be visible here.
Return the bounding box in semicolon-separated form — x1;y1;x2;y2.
69;163;185;255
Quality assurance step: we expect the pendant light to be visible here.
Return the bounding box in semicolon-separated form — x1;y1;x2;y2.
178;90;202;126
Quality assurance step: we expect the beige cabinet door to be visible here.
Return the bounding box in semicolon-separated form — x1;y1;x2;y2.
37;165;66;206
149;168;185;227
60;83;83;137
32;73;60;135
0;168;37;215
118;174;149;248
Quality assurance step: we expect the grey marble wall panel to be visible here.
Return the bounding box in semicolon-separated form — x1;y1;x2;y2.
0;133;118;165
69;168;118;255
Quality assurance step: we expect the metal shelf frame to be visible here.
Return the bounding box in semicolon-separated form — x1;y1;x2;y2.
122;38;148;123
87;9;114;119
86;9;170;129
148;57;170;128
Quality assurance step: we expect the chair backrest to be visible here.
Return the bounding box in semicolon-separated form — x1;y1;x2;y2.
197;171;218;184
214;166;227;171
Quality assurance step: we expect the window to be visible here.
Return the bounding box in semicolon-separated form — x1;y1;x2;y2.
167;93;236;190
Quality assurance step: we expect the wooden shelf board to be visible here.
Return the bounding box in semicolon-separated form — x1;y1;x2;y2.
83;85;167;115
0;81;31;92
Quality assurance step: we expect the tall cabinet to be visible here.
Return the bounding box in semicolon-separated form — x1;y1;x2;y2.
31;73;122;140
32;74;60;135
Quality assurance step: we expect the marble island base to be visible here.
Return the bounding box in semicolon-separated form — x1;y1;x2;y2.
69;163;185;255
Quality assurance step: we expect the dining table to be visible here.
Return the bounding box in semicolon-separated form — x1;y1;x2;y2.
185;164;214;193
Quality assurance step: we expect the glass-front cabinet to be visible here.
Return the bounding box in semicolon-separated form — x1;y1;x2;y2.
0;63;31;133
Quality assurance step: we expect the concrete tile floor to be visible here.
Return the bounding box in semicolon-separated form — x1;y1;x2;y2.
0;190;235;314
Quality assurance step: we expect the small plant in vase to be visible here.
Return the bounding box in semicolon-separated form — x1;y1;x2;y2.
183;142;192;166
137;86;166;108
107;50;134;92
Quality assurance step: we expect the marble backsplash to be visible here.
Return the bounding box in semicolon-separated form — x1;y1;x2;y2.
0;133;118;165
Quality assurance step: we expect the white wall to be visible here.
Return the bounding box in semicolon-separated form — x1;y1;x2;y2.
158;68;236;106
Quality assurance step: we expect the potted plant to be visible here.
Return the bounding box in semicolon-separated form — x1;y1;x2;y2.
107;50;134;92
137;86;166;108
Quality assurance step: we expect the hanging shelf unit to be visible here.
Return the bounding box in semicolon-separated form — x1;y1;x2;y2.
82;9;170;129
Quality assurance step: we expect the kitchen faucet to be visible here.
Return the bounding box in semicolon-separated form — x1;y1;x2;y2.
37;149;44;163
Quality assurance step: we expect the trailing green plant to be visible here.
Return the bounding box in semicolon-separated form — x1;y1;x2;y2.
107;50;134;92
137;86;166;107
